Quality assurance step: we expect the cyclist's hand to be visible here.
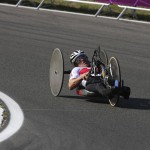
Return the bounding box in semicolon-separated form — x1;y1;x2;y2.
80;72;90;80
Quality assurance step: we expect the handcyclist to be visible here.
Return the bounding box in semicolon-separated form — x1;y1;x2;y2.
68;50;130;99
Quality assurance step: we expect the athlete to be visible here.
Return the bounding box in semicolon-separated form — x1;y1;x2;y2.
68;50;91;90
68;50;130;99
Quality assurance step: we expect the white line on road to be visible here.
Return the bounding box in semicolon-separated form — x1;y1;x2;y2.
0;91;24;143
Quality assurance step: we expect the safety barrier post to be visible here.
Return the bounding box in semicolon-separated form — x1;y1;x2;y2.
95;4;106;17
37;0;45;10
16;0;23;7
117;7;127;20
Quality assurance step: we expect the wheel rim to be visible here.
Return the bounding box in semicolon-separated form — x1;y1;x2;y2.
108;57;121;106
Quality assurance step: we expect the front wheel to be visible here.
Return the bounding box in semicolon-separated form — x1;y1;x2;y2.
100;49;108;67
108;57;121;107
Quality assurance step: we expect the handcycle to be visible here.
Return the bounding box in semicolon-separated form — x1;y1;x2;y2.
49;47;125;107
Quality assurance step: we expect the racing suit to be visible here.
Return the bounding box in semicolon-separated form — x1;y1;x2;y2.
69;67;113;97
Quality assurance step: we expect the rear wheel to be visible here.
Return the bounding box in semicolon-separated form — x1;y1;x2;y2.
98;49;108;78
108;57;121;106
49;48;64;96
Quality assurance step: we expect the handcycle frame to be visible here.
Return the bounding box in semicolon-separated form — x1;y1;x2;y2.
49;47;122;106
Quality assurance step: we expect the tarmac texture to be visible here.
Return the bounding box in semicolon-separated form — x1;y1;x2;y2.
0;5;150;150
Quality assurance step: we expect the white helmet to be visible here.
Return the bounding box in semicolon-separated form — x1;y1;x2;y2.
70;50;85;64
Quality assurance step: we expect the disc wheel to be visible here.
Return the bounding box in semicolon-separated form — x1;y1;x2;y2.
49;48;64;96
108;57;121;106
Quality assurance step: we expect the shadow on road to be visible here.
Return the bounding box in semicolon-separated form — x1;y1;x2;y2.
60;95;150;110
118;98;150;110
59;95;89;100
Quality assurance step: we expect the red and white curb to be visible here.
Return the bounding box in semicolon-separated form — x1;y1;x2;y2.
0;92;24;142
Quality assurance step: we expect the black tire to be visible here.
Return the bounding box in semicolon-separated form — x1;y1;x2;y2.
108;57;121;106
49;48;64;96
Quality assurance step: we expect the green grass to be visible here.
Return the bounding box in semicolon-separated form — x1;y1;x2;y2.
1;0;150;21
0;102;9;129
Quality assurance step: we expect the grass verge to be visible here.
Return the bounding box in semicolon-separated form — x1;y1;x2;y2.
0;101;10;131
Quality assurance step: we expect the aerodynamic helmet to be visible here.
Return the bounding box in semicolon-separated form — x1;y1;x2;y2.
70;50;85;64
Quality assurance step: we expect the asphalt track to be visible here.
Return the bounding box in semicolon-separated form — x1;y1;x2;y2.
0;5;150;150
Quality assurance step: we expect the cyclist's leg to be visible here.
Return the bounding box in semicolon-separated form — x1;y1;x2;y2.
85;82;119;98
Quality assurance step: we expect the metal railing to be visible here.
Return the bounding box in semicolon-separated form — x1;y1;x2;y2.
0;0;45;9
0;0;149;23
65;0;150;20
65;0;110;17
117;5;150;20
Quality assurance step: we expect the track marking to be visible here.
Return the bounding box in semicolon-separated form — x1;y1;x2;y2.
0;91;24;143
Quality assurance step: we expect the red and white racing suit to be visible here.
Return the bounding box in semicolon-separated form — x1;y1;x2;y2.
69;67;112;97
69;67;91;87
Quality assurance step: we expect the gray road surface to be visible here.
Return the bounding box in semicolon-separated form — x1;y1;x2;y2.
0;5;150;150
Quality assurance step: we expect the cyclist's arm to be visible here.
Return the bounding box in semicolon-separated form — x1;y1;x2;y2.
68;72;89;90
